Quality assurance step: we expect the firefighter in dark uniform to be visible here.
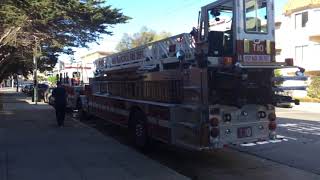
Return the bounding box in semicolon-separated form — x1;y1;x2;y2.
52;81;67;127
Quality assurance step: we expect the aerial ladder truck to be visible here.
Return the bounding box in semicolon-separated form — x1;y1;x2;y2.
80;0;306;150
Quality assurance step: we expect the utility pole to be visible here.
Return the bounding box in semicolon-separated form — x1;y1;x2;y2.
33;38;38;105
15;75;18;92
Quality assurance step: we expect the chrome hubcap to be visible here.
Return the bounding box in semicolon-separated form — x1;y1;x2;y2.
135;123;143;137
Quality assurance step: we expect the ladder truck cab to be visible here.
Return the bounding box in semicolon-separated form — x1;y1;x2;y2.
81;0;306;150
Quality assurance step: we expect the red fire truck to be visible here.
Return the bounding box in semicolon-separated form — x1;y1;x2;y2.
79;0;306;150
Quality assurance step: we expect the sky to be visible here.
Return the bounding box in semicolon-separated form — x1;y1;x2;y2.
61;0;289;62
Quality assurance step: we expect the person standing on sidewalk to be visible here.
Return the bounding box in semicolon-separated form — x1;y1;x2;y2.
52;81;67;127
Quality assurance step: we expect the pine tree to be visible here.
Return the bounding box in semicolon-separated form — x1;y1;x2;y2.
0;0;130;81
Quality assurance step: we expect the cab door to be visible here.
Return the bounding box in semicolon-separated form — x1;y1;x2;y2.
236;0;276;64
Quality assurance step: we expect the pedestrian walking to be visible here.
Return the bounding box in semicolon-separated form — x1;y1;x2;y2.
52;81;67;127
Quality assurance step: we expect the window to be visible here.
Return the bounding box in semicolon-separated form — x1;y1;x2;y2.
72;72;80;78
295;12;308;29
295;45;308;65
244;0;268;33
207;2;234;56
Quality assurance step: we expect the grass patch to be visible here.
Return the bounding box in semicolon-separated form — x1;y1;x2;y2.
295;96;320;103
308;77;320;99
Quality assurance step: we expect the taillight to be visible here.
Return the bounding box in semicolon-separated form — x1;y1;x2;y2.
268;112;277;131
223;57;233;66
268;113;276;121
210;128;219;138
210;117;219;127
269;121;277;130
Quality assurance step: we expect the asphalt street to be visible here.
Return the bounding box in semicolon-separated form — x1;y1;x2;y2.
76;102;320;180
235;106;320;175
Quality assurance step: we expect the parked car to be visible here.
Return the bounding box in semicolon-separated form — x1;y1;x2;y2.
23;84;34;95
21;84;29;93
31;83;49;101
44;87;54;103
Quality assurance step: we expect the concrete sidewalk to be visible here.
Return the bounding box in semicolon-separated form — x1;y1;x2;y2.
0;90;189;180
292;102;320;114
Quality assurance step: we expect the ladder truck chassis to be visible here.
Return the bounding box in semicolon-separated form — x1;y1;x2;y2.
80;0;306;150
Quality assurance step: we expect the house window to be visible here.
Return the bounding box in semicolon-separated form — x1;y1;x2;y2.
244;0;268;33
295;12;308;29
295;45;308;65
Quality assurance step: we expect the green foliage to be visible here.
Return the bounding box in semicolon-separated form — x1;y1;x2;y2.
274;69;283;86
47;76;57;85
308;77;320;99
274;69;282;77
0;0;130;82
116;27;171;52
37;75;47;82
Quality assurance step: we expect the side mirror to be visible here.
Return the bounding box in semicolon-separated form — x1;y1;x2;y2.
176;50;185;61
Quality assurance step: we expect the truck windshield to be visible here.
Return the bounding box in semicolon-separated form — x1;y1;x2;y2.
244;0;268;33
207;3;234;57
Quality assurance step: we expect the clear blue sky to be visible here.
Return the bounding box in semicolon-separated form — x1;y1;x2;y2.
65;0;288;61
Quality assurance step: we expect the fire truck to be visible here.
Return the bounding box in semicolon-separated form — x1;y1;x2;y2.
79;0;306;150
56;63;89;110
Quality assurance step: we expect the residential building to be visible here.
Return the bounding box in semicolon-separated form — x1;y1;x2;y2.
79;51;111;82
53;51;111;84
276;0;320;72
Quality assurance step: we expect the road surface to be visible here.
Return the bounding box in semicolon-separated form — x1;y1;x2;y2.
74;103;320;180
235;106;320;175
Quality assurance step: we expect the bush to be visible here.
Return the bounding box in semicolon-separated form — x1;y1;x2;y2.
47;76;57;85
274;69;283;86
308;77;320;99
274;69;282;77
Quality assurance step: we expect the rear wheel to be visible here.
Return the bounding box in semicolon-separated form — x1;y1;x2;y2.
129;110;149;150
79;109;88;121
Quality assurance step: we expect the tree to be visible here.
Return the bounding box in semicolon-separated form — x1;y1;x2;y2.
0;0;130;82
116;27;171;52
115;33;132;52
47;76;58;85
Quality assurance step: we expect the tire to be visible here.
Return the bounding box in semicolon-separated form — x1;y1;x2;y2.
129;110;150;151
79;109;88;121
76;98;82;110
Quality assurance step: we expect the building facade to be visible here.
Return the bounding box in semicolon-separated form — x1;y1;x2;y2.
276;0;320;72
79;51;111;83
53;51;111;85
